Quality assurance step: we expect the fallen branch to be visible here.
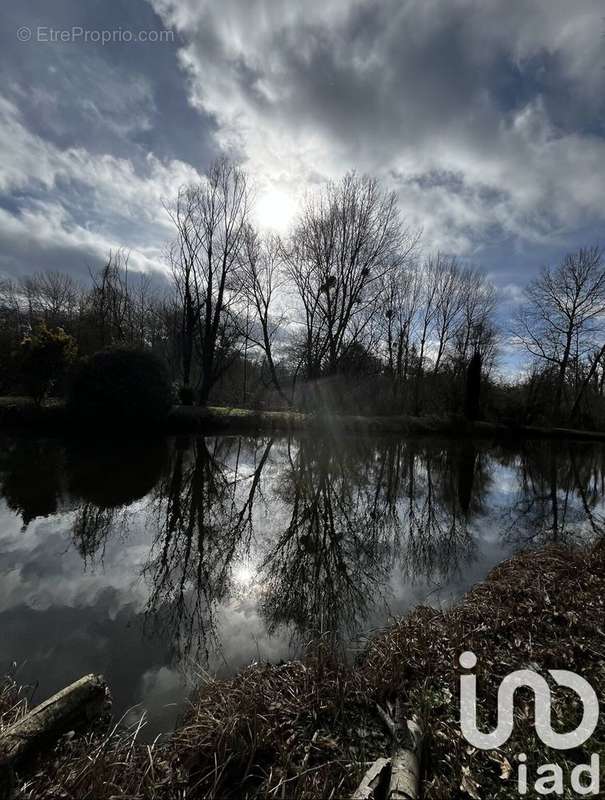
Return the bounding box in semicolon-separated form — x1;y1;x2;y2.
351;757;390;799
388;719;423;800
0;673;109;771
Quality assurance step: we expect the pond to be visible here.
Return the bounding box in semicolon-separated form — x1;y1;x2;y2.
0;431;603;737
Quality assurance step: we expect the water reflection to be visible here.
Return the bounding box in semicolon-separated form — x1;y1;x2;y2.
260;437;395;644
501;442;605;545
1;438;66;527
70;444;167;562
0;432;603;731
145;436;272;660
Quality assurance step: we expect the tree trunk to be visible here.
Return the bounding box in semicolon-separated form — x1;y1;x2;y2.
362;704;424;800
464;351;482;421
198;350;213;406
182;289;195;391
261;320;292;407
554;328;573;420
387;720;423;800
569;344;605;423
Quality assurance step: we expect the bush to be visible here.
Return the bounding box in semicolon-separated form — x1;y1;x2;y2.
68;346;173;429
18;323;77;404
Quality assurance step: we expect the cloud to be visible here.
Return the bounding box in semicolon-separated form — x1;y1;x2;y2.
0;0;218;281
0;0;603;286
150;0;605;263
0;94;202;279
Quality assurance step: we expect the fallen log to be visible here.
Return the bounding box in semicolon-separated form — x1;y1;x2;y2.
351;757;390;800
387;719;422;800
352;703;423;800
0;673;109;771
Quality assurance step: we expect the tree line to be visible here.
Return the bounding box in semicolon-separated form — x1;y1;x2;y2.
1;158;604;427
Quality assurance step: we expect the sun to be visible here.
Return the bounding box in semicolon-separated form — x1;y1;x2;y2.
233;563;256;588
255;188;297;232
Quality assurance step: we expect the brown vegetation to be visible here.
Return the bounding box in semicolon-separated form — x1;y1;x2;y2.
2;541;603;799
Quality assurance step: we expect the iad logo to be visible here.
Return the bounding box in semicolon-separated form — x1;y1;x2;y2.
459;651;599;750
459;652;601;796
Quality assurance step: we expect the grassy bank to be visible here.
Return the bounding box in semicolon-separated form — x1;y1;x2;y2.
2;396;605;442
3;541;604;799
169;404;605;441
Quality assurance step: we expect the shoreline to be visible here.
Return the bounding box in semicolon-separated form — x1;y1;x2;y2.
2;541;604;798
1;396;605;442
169;404;605;441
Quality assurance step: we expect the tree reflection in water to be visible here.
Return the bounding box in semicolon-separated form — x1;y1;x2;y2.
259;437;396;645
0;437;65;528
1;432;604;668
142;434;489;660
68;439;169;562
502;441;605;544
144;436;272;661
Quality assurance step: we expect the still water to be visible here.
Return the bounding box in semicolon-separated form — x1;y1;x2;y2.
0;432;603;736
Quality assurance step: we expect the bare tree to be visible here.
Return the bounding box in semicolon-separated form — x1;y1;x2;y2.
284;173;417;379
239;225;291;404
88;249;132;346
21;271;80;328
380;262;421;394
451;266;498;374
166;159;251;405
166;233;198;393
569;343;605;421
431;255;466;373
0;278;22;334
515;246;605;419
413;256;441;412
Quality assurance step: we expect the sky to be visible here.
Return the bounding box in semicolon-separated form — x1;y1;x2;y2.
1;0;604;300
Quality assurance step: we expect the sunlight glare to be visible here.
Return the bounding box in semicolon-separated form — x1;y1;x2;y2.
234;564;255;587
255;188;297;232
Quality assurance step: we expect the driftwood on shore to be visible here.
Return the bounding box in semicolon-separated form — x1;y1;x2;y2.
387;719;423;800
352;757;391;799
352;703;423;800
0;673;109;774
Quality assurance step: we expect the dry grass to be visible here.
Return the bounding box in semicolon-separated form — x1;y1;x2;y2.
3;542;605;799
362;542;605;798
